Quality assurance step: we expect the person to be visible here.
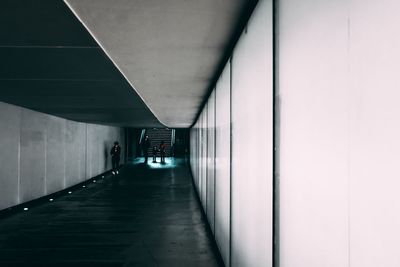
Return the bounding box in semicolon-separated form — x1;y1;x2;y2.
152;146;158;162
110;141;121;174
159;140;167;163
142;135;151;163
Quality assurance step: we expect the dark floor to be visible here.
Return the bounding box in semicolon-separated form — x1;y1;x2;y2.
0;158;223;267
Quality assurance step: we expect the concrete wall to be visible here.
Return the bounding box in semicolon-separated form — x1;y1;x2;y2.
206;91;216;233
279;0;349;266
0;103;21;209
214;61;231;266
19;110;47;203
190;0;273;266
231;0;273;264
279;0;400;266
0;101;125;211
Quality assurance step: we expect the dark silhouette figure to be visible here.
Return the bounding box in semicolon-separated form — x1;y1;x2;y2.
159;140;167;163
110;141;121;174
152;146;158;162
142;135;151;163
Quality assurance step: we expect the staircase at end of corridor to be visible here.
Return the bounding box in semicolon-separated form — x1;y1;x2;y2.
144;128;173;157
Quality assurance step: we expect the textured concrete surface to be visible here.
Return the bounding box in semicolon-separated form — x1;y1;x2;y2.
65;120;84;187
46;116;65;194
0;103;20;209
65;0;254;127
20;109;47;203
0;0;163;128
0;101;125;211
0;158;223;267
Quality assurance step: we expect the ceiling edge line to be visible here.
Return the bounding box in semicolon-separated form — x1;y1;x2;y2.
63;0;169;128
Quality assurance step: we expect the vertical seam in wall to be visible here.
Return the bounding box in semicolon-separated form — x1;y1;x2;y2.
229;56;233;267
201;120;203;199
196;128;198;188
214;89;217;234
272;0;280;265
17;108;21;204
206;105;208;216
200;118;202;201
198;126;200;190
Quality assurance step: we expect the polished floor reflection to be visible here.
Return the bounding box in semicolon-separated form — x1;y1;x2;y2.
0;158;223;267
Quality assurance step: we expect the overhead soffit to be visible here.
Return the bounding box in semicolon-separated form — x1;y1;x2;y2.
64;0;253;127
0;0;163;127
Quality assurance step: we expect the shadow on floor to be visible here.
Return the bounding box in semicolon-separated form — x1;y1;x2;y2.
0;158;224;267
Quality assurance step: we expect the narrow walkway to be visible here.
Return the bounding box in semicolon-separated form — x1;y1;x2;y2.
0;158;223;267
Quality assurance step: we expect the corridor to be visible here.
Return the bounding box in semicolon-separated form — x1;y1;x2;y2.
0;159;223;267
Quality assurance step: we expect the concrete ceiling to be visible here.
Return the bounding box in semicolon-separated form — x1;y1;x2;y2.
0;0;163;127
64;0;255;127
1;0;256;128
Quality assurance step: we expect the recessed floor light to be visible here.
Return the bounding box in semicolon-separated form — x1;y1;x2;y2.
68;191;72;194
23;208;28;211
82;185;86;188
93;180;96;183
49;198;54;202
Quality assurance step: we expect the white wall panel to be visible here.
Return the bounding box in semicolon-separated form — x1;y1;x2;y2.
201;107;208;209
348;1;400;266
46;116;66;194
0;101;124;211
191;127;197;180
77;123;87;182
194;122;199;188
206;90;216;232
279;0;400;266
189;1;272;266
97;125;107;174
278;0;350;265
87;124;100;178
197;120;200;190
231;0;273;266
215;61;231;266
196;122;199;188
198;112;204;200
191;125;196;186
279;0;350;262
198;126;200;187
19;110;46;203
0;103;20;209
65;120;83;187
276;0;400;265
